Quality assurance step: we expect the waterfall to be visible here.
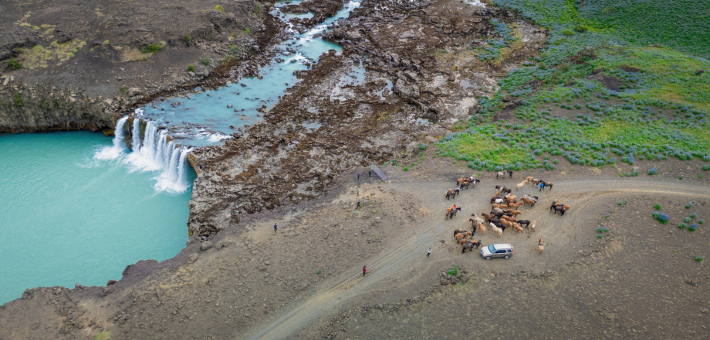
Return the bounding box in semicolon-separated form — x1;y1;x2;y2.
94;116;128;160
131;118;142;153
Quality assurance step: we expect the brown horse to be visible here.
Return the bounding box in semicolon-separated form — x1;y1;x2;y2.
508;201;524;209
482;213;496;221
521;197;536;207
507;209;522;217
462;240;482;253
492;203;508;209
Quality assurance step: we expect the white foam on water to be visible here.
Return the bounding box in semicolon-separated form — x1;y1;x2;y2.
94;116;129;161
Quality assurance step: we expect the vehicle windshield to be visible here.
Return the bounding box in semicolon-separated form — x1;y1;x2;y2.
488;245;495;253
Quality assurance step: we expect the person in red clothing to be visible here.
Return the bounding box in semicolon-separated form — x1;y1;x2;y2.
362;265;367;276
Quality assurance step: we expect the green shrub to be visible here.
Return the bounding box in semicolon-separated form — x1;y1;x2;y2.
187;64;195;72
243;28;251;34
561;29;575;36
13;93;23;107
183;35;193;45
15;48;23;54
8;58;22;70
695;256;704;262
654;204;661;210
574;25;589;33
140;44;163;54
447;265;459;276
200;58;210;66
120;86;127;92
403;166;409;171
253;3;263;17
94;330;111;340
215;5;225;12
39;98;48;109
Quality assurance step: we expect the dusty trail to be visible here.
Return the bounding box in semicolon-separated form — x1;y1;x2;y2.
244;177;709;339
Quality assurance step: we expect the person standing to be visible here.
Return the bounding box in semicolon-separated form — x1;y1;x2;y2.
368;171;371;178
539;182;545;192
509;170;513;178
363;265;367;276
356;187;360;197
427;247;432;257
357;173;360;180
274;224;277;232
356;201;361;209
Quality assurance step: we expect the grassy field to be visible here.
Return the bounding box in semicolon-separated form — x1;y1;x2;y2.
436;0;710;172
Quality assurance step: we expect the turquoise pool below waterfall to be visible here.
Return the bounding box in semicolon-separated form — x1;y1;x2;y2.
0;132;194;305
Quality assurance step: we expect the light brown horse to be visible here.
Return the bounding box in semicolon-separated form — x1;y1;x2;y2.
508;202;524;209
507;209;522;217
538;236;544;254
477;222;487;235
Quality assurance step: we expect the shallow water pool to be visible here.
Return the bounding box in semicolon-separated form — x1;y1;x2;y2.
0;132;194;305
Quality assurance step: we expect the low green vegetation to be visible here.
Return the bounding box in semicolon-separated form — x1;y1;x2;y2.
243;28;251;34
187;64;195;72
215;5;225;12
447;265;459;276
437;0;710;172
8;58;22;70
120;86;127;92
13;93;23;107
253;3;263;18
183;35;193;45
140;44;163;54
94;330;111;340
201;58;210;66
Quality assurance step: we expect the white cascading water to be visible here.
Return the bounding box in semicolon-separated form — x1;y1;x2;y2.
131;118;142;154
95;115;192;193
94;116;128;160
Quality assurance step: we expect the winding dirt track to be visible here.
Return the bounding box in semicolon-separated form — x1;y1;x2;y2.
243;177;709;339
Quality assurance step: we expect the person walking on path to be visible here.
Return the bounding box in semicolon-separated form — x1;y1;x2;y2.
363;265;367;276
274;224;277;232
357;173;360;180
539;182;545;192
356;201;361;209
427;247;432;257
368;171;371;178
356;187;360;197
509;170;513;178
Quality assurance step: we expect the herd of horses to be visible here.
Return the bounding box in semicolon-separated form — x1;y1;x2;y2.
446;175;569;253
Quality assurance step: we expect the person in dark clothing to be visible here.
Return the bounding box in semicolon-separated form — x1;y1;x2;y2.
274;224;277;232
363;266;367;276
369;171;371;178
427;247;431;257
356;201;361;209
357;173;360;180
509;170;513;178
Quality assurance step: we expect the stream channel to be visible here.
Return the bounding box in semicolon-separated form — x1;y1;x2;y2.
0;0;360;305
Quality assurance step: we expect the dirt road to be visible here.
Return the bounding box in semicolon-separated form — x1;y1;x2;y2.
244;176;710;339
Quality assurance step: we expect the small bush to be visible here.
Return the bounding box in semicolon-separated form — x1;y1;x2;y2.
418;143;428;151
316;270;321;274
561;29;575;36
215;5;225;12
183;35;193;45
13;92;23;107
684;217;691;223
703;165;710;171
695;256;704;262
140;44;163;54
201;58;210;66
187;64;195;72
678;175;684;180
678;223;687;229
699;219;704;224
120;86;127;92
654;204;661;210
690;213;697;219
685;202;692;209
403;166;409;171
244;28;251;34
39;98;48;109
253;3;263;17
15;48;23;54
447;265;459;276
652;212;669;224
8;58;22;70
597;234;603;239
688;224;698;231
648;167;657;175
574;25;589;33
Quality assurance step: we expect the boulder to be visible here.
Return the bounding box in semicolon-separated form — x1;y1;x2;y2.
55;29;73;44
107;279;117;285
200;241;213;251
126;88;143;97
